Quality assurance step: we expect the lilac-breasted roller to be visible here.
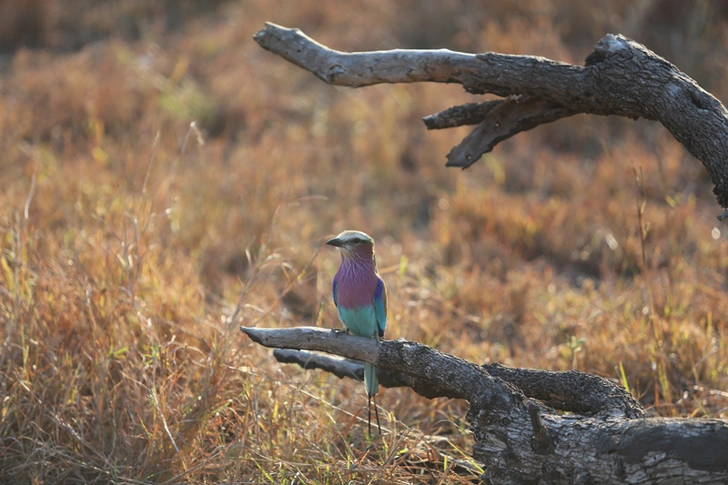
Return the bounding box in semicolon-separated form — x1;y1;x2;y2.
326;230;387;434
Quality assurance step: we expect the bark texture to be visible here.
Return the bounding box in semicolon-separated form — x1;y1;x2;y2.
254;22;728;213
242;326;728;484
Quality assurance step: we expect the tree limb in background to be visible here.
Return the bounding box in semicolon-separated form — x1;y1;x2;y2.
254;22;728;214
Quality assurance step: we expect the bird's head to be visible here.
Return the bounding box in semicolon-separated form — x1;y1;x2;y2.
326;230;375;260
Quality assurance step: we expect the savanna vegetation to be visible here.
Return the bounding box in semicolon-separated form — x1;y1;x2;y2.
2;1;728;483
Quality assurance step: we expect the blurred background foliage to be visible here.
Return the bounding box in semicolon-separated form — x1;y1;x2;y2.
2;0;728;483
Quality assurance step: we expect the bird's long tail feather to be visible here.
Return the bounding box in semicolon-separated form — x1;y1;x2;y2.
369;394;381;435
364;362;381;435
364;362;378;398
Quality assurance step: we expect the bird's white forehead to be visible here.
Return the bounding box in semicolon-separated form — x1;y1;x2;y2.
336;230;374;244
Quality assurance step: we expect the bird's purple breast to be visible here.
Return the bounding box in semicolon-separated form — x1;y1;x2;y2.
334;260;378;308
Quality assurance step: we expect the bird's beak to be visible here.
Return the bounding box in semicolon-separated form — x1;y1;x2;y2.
326;237;344;247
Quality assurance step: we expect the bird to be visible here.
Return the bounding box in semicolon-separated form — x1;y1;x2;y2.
326;230;387;435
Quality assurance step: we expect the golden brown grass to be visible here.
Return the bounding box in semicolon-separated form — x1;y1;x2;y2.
2;1;728;483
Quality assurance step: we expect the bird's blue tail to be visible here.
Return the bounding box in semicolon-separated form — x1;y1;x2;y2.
364;362;378;397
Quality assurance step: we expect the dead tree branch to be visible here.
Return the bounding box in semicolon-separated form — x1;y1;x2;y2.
242;326;728;484
254;22;728;213
272;349;643;417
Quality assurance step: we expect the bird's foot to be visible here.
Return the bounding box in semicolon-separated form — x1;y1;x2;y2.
331;327;350;335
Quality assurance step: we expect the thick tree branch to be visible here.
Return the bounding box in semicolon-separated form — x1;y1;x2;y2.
242;326;728;484
482;362;644;418
272;348;643;417
254;22;728;210
242;326;527;405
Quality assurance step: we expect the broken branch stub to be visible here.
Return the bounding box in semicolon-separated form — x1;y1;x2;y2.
254;22;728;212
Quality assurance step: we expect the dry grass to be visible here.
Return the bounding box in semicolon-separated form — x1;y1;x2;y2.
2;0;728;483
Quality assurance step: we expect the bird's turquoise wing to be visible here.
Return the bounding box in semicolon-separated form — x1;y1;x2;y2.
374;277;387;338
